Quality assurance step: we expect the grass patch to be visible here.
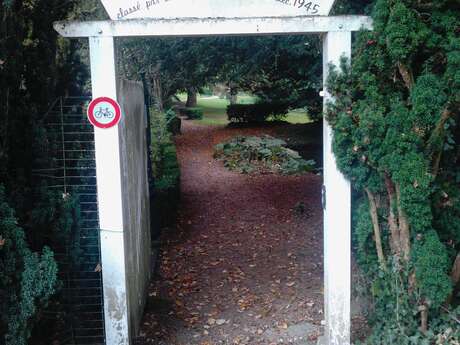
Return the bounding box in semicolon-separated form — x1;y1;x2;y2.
282;109;312;124
195;97;230;125
177;93;229;125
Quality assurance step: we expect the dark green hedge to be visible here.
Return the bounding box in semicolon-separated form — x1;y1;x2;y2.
149;110;181;239
227;103;289;123
162;108;181;135
181;107;204;120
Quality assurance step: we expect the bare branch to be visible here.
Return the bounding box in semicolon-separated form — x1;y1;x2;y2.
397;62;414;90
384;174;401;258
446;253;460;305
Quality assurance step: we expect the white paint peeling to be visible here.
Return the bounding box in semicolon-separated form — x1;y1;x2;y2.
100;231;130;345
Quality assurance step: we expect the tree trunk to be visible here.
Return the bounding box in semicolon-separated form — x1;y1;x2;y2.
152;74;163;112
397;62;414;90
366;189;387;270
229;83;238;105
452;253;460;286
147;63;163;112
446;253;460;305
396;184;411;262
419;304;428;334
384;174;401;258
429;107;453;177
186;87;197;108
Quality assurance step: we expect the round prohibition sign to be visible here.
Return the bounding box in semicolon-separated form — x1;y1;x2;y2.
87;97;122;129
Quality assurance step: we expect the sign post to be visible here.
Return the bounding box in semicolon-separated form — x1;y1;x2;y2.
88;36;130;345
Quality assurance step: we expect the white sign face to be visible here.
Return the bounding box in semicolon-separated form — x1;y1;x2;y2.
100;0;336;21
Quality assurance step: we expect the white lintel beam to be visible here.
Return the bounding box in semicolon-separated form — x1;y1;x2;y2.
54;15;372;38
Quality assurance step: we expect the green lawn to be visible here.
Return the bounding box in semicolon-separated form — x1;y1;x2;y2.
176;93;311;126
194;96;230;126
283;109;312;124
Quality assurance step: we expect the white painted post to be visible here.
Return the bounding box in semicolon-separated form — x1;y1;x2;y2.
89;36;130;345
322;31;352;345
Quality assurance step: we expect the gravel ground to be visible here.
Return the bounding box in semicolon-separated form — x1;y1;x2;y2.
135;121;367;345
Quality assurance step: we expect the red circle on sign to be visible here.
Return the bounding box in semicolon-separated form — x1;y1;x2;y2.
87;97;122;129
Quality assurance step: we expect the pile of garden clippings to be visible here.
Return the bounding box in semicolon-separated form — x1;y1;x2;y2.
214;135;315;175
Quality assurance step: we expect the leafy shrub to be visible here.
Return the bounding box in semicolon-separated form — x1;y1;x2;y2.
199;87;213;96
149;111;181;237
214;135;315;175
0;186;58;345
165;108;181;135
182;107;203;120
326;0;460;341
227;103;289;123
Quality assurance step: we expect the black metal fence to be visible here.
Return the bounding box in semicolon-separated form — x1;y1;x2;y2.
32;97;105;345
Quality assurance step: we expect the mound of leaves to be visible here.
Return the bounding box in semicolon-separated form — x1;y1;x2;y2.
214;135;315;175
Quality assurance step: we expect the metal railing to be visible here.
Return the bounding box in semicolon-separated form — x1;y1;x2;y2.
32;96;106;345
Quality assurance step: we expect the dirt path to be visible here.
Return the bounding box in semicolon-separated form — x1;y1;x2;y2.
137;121;325;345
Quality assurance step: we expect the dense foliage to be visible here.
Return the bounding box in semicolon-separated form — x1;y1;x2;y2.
326;0;460;341
212;36;323;117
181;107;204;120
149;110;181;236
0;1;103;343
214;136;315;175
227;103;289;123
0;187;58;345
120;35;323;119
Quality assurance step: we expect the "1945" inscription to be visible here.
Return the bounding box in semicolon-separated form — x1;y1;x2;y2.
275;0;320;14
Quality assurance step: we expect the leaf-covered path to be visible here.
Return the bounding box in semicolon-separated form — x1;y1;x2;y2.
137;121;325;345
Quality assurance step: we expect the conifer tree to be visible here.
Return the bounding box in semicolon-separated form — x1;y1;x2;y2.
0;187;58;345
1;1;98;343
326;0;460;341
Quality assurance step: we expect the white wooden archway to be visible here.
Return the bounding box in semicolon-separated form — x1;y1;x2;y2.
54;2;372;344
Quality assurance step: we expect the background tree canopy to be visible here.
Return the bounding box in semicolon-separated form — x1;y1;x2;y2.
0;1;103;344
119;35;324;117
